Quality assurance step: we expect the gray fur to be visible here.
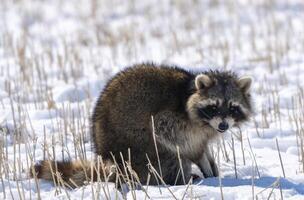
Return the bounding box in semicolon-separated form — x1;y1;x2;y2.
33;63;253;187
91;64;252;185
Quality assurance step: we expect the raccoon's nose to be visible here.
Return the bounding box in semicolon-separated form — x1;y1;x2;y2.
218;121;229;131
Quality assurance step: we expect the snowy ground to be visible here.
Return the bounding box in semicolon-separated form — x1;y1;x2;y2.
1;0;304;199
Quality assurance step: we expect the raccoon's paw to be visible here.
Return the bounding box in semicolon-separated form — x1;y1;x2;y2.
202;161;219;177
201;165;214;178
198;153;217;178
211;162;219;177
199;160;214;178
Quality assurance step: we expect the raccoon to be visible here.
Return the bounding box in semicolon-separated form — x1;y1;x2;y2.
32;63;252;187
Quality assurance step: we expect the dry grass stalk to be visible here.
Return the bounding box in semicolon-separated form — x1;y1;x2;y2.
231;135;238;179
218;143;224;200
275;138;286;178
150;116;163;179
247;137;261;178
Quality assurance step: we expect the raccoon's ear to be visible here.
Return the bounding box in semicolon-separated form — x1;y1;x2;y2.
195;74;212;90
238;76;252;93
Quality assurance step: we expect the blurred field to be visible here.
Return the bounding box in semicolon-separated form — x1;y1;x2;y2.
1;0;304;199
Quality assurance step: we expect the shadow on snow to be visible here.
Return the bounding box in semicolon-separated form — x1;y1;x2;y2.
196;176;304;195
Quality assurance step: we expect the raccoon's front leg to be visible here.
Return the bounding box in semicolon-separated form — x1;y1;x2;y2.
153;110;192;184
153;110;186;148
196;148;218;178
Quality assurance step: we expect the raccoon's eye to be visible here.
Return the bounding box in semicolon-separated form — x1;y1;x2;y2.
198;105;217;119
230;106;244;119
230;106;239;113
211;105;218;110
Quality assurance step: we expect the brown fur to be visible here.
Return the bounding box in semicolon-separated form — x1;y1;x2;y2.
32;160;115;188
32;63;252;187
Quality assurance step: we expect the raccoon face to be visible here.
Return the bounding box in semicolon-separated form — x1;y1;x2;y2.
187;71;252;133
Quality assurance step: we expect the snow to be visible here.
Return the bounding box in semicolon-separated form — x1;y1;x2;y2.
53;85;87;103
1;0;304;199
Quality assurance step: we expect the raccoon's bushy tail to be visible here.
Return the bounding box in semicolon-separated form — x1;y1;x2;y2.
30;159;115;188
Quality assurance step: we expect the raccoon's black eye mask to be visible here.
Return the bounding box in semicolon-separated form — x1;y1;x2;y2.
229;106;241;117
229;105;247;121
197;105;218;120
197;104;247;121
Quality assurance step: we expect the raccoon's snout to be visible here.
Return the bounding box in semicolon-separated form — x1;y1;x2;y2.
218;121;229;132
208;117;234;133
